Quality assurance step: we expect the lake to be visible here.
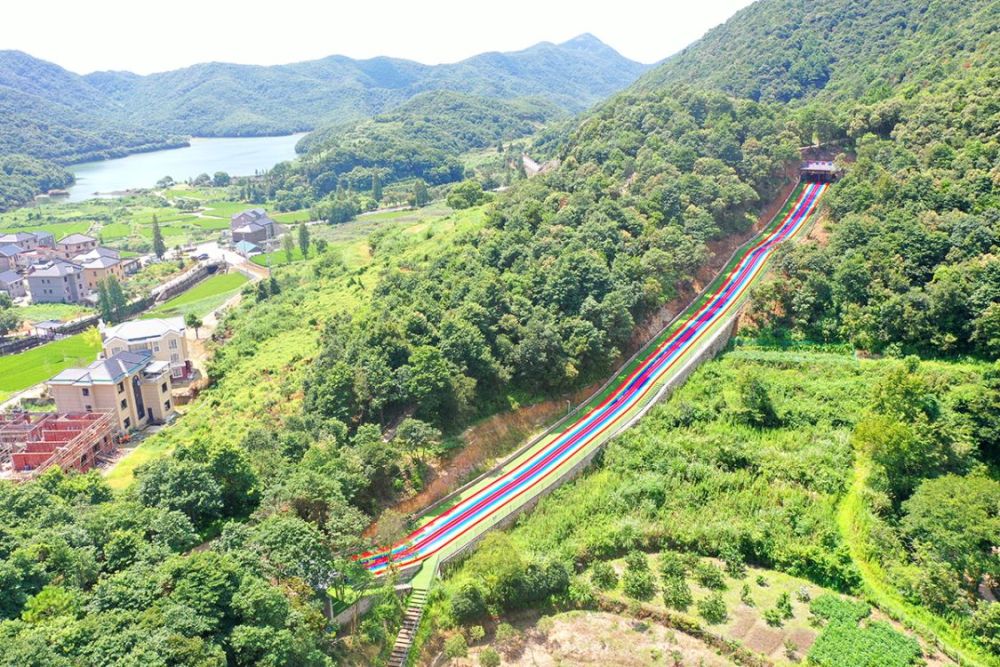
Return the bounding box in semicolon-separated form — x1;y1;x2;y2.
64;134;304;203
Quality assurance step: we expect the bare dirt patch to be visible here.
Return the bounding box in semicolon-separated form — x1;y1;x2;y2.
743;625;785;656
456;611;738;667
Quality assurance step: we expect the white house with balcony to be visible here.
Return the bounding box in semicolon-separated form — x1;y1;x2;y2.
100;317;192;380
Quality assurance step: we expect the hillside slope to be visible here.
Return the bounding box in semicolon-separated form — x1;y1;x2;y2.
637;0;998;103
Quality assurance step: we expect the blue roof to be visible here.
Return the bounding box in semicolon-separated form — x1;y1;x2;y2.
234;240;260;252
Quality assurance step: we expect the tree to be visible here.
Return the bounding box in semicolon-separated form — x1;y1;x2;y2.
0;300;20;337
412;179;430;207
151;215;166;259
107;277;127;322
255;280;269;303
900;474;1000;585
97;280;113;323
372;172;383;203
734;371;781;427
136;458;222;527
185;312;203;339
446;180;486;209
297;223;310;258
212;171;231;187
394;418;441;459
282;232;295;264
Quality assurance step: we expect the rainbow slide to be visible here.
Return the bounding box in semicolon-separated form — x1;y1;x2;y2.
359;181;827;577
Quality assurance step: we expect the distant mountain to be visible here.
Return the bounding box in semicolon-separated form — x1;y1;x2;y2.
0;35;647;209
81;34;648;137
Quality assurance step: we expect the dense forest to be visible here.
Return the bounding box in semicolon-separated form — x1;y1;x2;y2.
302;86;797;430
0;155;74;211
251;91;564;212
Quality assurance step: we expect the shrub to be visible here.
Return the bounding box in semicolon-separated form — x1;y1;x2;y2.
444;634;468;659
468;625;485;643
662;577;693;611
776;591;794;619
740;583;754;607
697;592;728;624
623;567;657;601
720;543;746;579
451;583;486;623
590;561;618;590
764;607;784;627
568;575;596;607
479;647;501;667
658;550;689;580
693;562;727;590
809;594;870;625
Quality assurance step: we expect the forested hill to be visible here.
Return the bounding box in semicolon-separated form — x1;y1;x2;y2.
81;33;647;137
0;51;187;163
637;0;998;103
0;35;646;210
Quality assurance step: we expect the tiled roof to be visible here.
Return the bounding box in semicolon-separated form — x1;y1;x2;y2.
57;233;97;245
103;317;184;342
49;350;152;385
29;260;82;278
0;244;22;257
0;270;22;284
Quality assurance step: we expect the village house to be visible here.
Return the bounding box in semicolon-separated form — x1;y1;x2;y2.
0;244;24;271
0;270;27;299
47;350;175;433
230;208;277;245
74;247;124;291
0;231;54;252
102;317;192;380
26;259;88;304
55;233;99;260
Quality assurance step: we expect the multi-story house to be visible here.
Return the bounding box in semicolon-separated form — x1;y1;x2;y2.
230;208;277;245
26;259;87;304
47;351;175;432
55;233;99;260
101;317;192;380
74;247;124;291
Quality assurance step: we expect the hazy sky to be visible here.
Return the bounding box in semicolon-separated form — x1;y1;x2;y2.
0;0;755;74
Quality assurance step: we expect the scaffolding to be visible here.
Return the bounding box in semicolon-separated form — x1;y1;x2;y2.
0;411;116;481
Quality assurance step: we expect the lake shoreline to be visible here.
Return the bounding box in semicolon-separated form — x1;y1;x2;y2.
61;134;306;203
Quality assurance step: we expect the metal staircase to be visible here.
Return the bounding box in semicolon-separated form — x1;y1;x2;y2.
387;586;428;667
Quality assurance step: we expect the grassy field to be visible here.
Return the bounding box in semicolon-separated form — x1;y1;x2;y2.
250;247;306;267
145;272;249;319
15;303;95;325
0;329;102;402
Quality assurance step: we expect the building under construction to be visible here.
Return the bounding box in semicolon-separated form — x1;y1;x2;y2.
0;411;116;481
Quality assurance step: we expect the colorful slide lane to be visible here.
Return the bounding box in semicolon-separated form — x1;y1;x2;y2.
359;181;827;577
